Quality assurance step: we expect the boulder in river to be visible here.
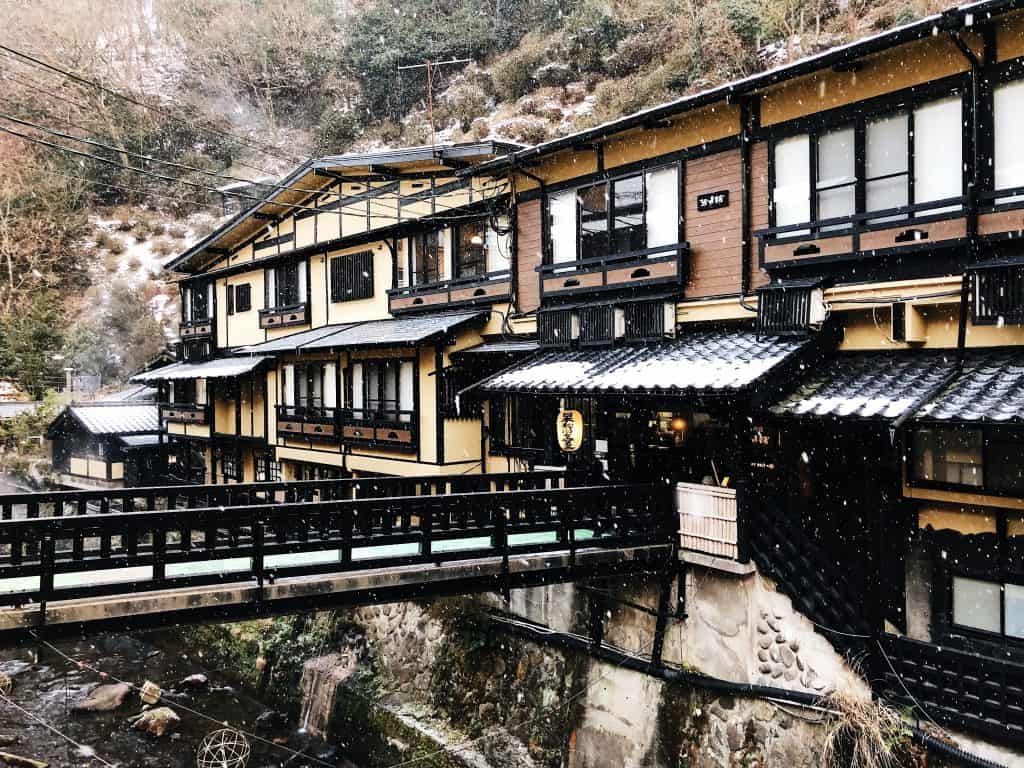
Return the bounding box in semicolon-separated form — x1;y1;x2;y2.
178;674;208;690
254;709;287;732
130;707;181;737
72;683;132;712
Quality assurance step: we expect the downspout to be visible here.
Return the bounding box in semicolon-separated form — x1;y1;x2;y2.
739;96;758;314
510;159;547;320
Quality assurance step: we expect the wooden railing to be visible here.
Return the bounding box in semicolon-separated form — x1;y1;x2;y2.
677;482;737;559
538;243;687;299
0;470;570;521
161;403;210;425
0;482;672;613
388;270;512;313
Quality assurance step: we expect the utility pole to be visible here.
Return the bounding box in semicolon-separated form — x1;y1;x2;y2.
397;58;473;149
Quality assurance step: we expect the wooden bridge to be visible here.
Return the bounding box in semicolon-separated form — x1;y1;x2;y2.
0;472;675;638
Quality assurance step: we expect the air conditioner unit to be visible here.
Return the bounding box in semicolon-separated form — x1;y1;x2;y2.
808;287;828;327
891;301;926;343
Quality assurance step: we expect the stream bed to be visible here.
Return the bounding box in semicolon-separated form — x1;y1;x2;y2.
0;633;348;768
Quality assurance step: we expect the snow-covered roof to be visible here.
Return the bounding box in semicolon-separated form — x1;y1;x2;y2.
474;329;808;395
132;355;270;382
67;404;161;435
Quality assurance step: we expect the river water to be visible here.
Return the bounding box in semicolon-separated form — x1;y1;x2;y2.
0;633;345;768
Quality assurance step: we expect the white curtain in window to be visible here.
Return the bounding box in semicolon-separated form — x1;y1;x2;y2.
396;239;409;287
182;287;192;322
866;113;909;218
399;361;415;422
207;283;214;316
265;269;275;307
442;228;454;281
817;127;856;230
323;363;337;408
995;80;1024;203
953;576;1000;633
549;189;577;265
282;365;295;407
772;135;811;231
350;363;363;418
645;165;679;249
485;219;512;273
913;96;962;211
297;261;308;302
195;378;208;405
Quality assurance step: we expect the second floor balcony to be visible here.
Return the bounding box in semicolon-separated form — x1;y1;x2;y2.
178;317;214;341
161;403;210;426
259;301;309;330
276;404;417;451
388;269;512;314
538;243;688;301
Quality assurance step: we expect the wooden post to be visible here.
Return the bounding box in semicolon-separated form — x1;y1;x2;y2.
39;536;54;629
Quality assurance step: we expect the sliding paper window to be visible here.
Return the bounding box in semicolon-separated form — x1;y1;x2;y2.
995;79;1024;204
266;261;307;309
350;361;414;422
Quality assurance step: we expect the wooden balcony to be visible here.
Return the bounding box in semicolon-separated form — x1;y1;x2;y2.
756;196;967;269
340;408;417;452
677;482;738;560
259;302;308;330
388;270;512;314
276;405;340;441
179;318;214;340
538;243;687;300
161;403;209;425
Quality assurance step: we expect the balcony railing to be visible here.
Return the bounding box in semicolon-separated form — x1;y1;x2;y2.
276;405;341;441
259;302;309;330
677;482;738;560
388;269;512;314
275;405;418;451
538;243;687;299
178;317;214;340
755;196;967;268
161;403;209;426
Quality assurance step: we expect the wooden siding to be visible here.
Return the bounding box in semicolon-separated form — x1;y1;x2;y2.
516;199;543;313
685;148;744;298
748;141;770;290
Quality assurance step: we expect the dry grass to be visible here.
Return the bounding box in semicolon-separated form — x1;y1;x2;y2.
821;688;908;768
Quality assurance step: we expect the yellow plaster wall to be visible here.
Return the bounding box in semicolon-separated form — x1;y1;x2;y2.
840;305;1024;351
324;244;394;325
444;418;483;465
908;485;1024;512
221;268;266;348
419;345;438;464
603;102;740;170
918;504;999;533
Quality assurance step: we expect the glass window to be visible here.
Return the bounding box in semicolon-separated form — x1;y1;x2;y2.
296;363;325;411
816;127;856;231
611;175;645;253
912;427;983;487
986;432;1024;493
549;189;578;266
994;80;1024;203
356;360;414;422
772;134;811;232
267;261;306;309
578;182;609;261
484;216;512;273
455;222;487;279
645;165;679;248
866;113;909;222
412;231;442;285
913;96;963;211
953;576;1001;634
1007;583;1024;639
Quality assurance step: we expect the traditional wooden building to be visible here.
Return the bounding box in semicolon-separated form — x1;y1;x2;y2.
46;402;164;489
143;1;1024;752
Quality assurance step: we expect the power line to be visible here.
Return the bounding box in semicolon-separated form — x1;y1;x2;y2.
0;120;510;227
0;43;310;167
0;690;119;768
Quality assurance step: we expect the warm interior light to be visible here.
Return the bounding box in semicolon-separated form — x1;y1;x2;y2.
470;234;484;245
670;416;687;433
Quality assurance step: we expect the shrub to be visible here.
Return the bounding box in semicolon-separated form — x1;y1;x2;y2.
151;239;177;258
313;108;363;155
440;82;491;132
562;0;626;74
493;116;550;145
107;237;126;256
115;219;134;232
533;61;574;89
492;33;550;102
166;224;187;239
150;221;166;237
94;231;115;251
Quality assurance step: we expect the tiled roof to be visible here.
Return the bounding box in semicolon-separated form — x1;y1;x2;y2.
0;402;38;419
118;433;162;448
101;384;158;402
455;339;540;356
770;350;955;421
68;404;160;435
132;356;270;382
239;311;487;355
475;329;809;395
919;348;1024;423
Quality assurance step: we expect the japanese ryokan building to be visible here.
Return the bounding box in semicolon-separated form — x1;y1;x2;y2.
129;0;1024;751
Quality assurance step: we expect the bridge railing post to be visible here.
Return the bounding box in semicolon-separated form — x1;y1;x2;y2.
422;501;433;560
39;535;54;628
152;528;166;584
252;512;264;610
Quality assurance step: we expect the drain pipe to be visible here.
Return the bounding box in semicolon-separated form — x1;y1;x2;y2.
739;96;758;314
492;613;1010;768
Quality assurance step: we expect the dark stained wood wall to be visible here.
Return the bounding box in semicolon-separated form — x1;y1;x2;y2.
516;198;543;313
748;141;771;290
685;149;745;298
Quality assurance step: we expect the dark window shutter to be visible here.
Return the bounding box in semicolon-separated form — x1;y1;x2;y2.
331;251;375;302
236;284;252;313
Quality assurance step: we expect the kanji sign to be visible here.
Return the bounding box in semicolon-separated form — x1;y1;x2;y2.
556;409;584;452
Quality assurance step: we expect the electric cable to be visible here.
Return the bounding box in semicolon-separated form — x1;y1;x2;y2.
0;690;119;767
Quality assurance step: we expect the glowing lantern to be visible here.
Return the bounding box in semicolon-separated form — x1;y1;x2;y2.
556;409;584;452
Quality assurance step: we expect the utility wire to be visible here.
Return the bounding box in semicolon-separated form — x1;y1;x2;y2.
0;43;310;166
29;632;337;768
0;690;119;767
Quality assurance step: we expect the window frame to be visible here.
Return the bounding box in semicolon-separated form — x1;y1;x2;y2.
948;573;1024;643
330;250;375;303
411;231;443;286
265;259;307;311
454;221;488;280
765;83;968;241
907;424;1024;497
346;358;416;425
235;284;252;313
